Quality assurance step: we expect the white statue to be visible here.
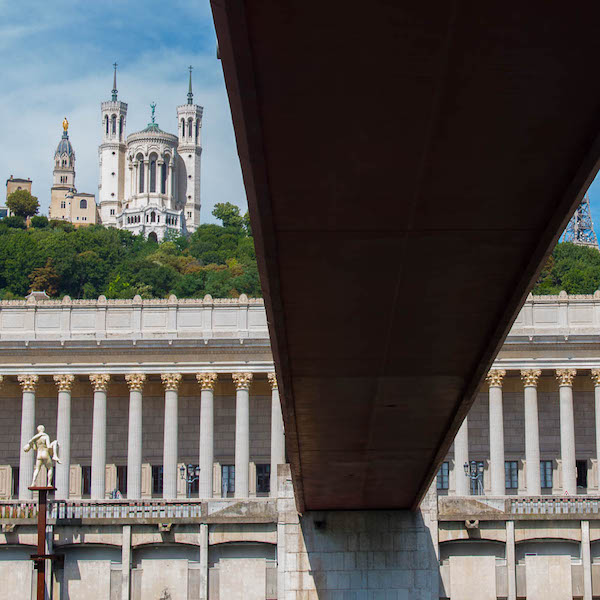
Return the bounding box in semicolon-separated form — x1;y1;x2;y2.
23;425;60;487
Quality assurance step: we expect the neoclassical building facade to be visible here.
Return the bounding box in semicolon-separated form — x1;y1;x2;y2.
98;67;202;240
3;292;600;599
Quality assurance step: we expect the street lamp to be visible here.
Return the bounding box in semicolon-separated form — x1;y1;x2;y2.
464;460;484;495
179;464;200;497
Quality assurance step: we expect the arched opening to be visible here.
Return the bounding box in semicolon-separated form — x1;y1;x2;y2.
148;232;158;243
119;116;124;140
137;154;145;194
149;155;157;193
105;115;109;135
111;114;116;135
79;199;87;210
160;162;167;194
181;118;185;138
188;119;193;138
151;211;156;223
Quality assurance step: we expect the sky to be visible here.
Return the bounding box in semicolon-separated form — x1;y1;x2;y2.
0;0;247;222
3;1;600;234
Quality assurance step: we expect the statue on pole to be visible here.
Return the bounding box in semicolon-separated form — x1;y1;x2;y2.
24;425;60;487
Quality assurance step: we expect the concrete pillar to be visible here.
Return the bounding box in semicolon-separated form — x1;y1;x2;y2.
125;374;146;499
54;374;75;500
90;374;110;499
18;374;37;499
268;373;285;497
583;520;592;600
592;369;600;493
556;369;577;495
121;524;131;600
161;373;182;499
521;369;542;495
506;520;516;600
454;417;470;496
197;373;217;498
199;523;208;600
486;369;506;496
232;372;253;498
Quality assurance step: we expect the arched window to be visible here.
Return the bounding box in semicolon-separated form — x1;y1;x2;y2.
149;158;157;193
151;211;156;223
119;116;124;140
111;115;116;135
161;162;167;194
181;118;185;138
105;116;109;135
139;161;145;193
188;119;193;138
79;199;87;209
196;121;199;141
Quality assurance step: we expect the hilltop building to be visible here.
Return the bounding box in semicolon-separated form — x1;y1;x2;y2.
4;175;32;219
98;66;203;241
48;118;98;226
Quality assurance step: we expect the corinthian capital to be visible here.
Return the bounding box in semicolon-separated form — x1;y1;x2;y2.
18;374;38;392
556;368;576;387
232;372;253;390
486;369;506;388
268;372;278;390
520;369;541;387
161;373;182;391
197;372;217;390
89;373;111;392
125;373;146;392
53;374;75;392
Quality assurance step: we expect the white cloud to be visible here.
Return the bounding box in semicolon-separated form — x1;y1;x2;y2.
0;1;247;223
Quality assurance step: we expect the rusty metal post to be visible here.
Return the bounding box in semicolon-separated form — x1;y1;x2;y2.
29;485;56;600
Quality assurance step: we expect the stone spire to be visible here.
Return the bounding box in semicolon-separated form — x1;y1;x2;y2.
112;62;118;101
187;65;194;105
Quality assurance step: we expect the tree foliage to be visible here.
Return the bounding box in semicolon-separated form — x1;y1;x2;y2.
6;189;39;218
534;242;600;295
0;203;261;300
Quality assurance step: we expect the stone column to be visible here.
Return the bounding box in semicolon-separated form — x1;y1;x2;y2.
18;375;36;499
486;369;506;496
90;374;110;499
197;373;217;499
454;417;470;496
592;369;600;493
556;369;577;495
268;373;285;496
521;369;542;495
54;374;75;500
125;374;146;499
121;524;132;600
161;373;182;499
232;372;253;498
506;520;516;600
199;523;208;600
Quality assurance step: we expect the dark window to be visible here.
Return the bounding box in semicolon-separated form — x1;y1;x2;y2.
116;465;127;496
437;462;449;490
505;461;519;490
151;211;156;223
139;162;144;193
540;460;553;489
188;119;193;138
119;116;124;140
150;160;156;193
222;465;235;497
105;116;109;134
152;465;163;496
79;199;87;209
82;466;91;497
161;162;167;194
11;466;19;498
256;464;270;495
111;115;116;135
181;118;185;137
577;460;588;489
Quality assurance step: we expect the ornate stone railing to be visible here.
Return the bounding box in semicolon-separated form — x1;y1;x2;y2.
439;495;600;521
0;497;277;525
0;294;268;343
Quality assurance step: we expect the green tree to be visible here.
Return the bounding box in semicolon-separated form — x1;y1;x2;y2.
6;189;39;218
30;215;49;228
212;202;243;229
3;215;26;229
29;258;60;296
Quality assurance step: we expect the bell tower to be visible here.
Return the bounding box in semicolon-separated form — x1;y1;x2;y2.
176;66;203;233
98;63;127;226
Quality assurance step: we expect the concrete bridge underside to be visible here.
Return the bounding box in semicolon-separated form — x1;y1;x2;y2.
211;1;600;511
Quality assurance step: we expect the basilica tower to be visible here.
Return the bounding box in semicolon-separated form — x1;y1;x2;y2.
176;67;203;232
98;64;127;226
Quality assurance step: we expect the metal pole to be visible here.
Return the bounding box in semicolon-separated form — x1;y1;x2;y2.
36;488;47;600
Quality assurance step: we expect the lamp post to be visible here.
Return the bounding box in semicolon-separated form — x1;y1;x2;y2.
179;464;200;497
464;460;484;495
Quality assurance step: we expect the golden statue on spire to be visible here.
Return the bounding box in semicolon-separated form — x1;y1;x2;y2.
62;117;69;132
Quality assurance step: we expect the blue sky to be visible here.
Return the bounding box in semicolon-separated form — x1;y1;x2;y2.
2;0;600;234
0;0;246;221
